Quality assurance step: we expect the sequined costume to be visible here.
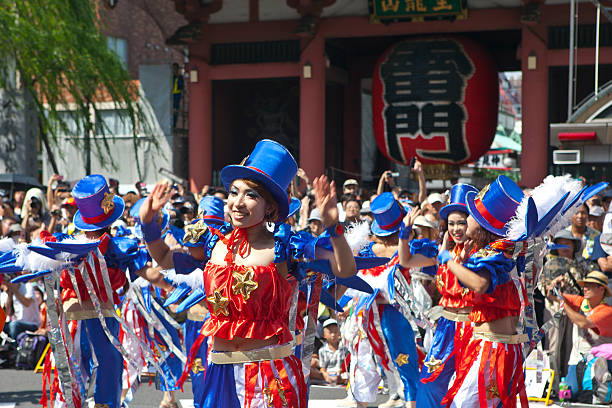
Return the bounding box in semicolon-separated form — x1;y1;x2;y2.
416;243;474;408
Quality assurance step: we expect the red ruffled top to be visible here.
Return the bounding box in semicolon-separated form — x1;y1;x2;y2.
468;280;521;323
59;233;126;305
201;262;293;344
437;245;473;309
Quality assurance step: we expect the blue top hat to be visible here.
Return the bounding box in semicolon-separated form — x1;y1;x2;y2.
439;183;479;220
72;175;125;231
370;192;406;237
220;139;297;222
198;196;225;227
466;175;524;236
288;197;301;219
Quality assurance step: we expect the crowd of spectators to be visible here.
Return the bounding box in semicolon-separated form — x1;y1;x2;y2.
1;167;612;402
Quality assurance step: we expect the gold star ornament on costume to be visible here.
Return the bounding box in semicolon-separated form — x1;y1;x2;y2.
191;358;205;374
424;356;443;373
232;268;258;301
207;289;230;316
394;353;409;367
101;192;115;214
183;220;208;244
486;382;500;399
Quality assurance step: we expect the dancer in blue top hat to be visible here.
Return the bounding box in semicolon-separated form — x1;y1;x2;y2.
11;174;181;408
32;175;156;408
416;183;478;408
346;192;436;408
140;139;358;408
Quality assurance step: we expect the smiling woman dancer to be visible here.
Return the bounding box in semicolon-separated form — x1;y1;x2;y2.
415;184;478;408
139;139;356;408
438;176;527;408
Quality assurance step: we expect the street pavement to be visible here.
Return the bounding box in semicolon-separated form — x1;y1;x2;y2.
0;368;388;407
0;369;563;407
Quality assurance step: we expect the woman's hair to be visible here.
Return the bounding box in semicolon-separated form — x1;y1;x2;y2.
238;179;279;221
471;223;501;249
374;231;399;245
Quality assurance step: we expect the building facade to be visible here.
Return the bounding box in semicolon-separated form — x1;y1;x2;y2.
167;0;612;190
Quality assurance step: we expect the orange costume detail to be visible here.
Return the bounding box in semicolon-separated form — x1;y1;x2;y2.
436;244;473;310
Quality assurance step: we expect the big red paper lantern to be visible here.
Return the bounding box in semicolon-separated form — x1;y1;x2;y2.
372;37;499;165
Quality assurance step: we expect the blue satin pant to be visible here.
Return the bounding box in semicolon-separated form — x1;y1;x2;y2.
81;318;123;408
416;316;457;408
379;304;419;402
184;319;207;408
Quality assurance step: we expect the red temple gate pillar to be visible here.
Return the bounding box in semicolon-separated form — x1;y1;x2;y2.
300;35;326;179
520;25;549;188
188;59;212;192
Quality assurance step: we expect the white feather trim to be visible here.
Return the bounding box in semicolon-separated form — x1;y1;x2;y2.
13;243;70;272
132;277;151;289
345;222;372;254
0;238;16;253
505;175;582;240
162;268;204;289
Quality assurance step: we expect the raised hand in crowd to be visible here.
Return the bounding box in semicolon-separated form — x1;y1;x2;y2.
312;175;356;279
139;181;172;224
377;170;395;195
402;206;421;229
46;174;63;208
414;158;428;204
312;175;339;228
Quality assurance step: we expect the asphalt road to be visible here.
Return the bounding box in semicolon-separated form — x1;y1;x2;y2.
0;369;561;407
0;369;389;408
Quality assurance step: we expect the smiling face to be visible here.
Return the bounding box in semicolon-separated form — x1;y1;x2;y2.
447;211;468;244
227;179;274;228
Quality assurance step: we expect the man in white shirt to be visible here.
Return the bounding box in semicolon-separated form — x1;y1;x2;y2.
2;281;40;339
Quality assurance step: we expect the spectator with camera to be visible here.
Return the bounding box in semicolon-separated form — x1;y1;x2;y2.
20;188;49;242
550;271;612;396
2;279;41;340
542;229;591;391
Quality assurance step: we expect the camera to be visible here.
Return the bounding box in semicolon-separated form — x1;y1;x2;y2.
390;172;400;178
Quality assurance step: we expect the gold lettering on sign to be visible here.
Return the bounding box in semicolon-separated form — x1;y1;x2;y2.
406;0;427;12
381;0;400;12
433;0;453;11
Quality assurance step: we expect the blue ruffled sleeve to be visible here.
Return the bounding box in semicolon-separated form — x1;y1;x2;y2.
464;248;515;294
289;230;318;260
409;239;438;258
106;236;151;280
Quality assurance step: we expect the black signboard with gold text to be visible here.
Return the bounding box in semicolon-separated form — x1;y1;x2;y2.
369;0;467;22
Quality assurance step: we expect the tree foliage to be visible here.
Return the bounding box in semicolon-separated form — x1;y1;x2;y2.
0;0;152;177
